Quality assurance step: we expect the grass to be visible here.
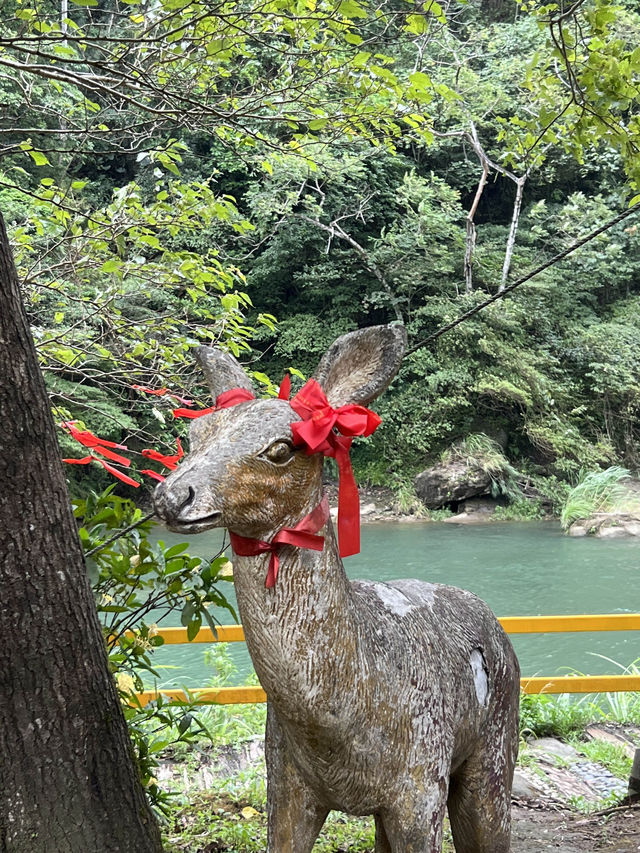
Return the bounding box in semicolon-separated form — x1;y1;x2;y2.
441;433;522;502
392;482;429;517
158;650;640;850
519;691;598;739
589;656;640;724
560;465;638;529
493;497;545;521
165;792;456;852
165;795;380;853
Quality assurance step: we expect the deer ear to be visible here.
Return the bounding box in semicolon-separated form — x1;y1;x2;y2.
313;324;406;407
196;346;254;401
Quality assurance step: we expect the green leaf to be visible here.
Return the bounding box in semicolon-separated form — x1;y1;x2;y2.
405;13;427;34
28;149;51;167
164;543;189;559
424;0;446;23
338;0;367;18
101;259;122;273
353;50;371;67
409;71;432;91
186;615;201;642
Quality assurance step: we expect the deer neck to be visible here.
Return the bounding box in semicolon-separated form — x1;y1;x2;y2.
230;509;358;712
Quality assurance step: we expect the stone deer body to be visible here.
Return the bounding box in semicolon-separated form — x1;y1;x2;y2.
153;325;520;853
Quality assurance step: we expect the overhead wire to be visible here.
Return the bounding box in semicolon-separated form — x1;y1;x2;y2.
405;202;640;356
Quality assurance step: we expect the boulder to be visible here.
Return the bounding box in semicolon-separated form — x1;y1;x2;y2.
597;525;629;539
567;512;640;538
443;497;500;524
414;460;493;509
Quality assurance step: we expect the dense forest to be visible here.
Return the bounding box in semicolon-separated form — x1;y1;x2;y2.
1;0;639;510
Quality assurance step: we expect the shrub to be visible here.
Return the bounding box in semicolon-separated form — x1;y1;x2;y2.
76;488;237;814
560;466;638;529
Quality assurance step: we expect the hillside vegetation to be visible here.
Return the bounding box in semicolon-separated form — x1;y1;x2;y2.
1;0;639;504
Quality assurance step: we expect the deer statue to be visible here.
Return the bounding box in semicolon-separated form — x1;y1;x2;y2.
153;324;520;853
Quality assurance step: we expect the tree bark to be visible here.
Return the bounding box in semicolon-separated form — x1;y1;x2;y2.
464;161;489;294
0;212;162;853
499;175;527;292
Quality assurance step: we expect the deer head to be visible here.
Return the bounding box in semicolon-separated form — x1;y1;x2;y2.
153;324;406;541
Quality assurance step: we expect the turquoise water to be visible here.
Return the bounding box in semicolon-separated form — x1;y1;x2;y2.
146;521;640;689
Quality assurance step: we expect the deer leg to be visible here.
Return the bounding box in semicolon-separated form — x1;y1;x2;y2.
377;787;448;853
265;705;329;853
374;814;392;853
447;735;516;853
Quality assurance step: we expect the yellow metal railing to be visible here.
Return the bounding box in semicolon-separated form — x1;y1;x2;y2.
133;614;640;706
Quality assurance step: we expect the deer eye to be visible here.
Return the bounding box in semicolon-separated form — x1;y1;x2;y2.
262;440;294;465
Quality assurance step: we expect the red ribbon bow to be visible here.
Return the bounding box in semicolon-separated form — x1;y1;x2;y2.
289;379;381;558
229;496;329;588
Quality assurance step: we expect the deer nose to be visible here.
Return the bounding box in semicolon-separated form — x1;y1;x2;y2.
153;480;196;523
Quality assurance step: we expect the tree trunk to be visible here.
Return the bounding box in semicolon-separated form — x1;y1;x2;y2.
499;175;526;292
0;212;162;853
464;161;489;294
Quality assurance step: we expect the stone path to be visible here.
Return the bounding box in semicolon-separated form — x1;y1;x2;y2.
512;725;640;853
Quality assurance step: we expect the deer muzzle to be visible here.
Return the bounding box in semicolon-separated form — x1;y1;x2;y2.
152;479;222;532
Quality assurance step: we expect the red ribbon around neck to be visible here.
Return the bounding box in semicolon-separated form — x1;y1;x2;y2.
289;379;381;558
229;496;329;588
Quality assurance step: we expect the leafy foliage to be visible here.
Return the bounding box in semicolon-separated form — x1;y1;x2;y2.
75;488;237;812
4;0;640;499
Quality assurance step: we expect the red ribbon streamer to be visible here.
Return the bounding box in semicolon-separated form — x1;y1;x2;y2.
173;387;256;419
289;379;381;558
133;385;194;406
132;385;169;396
229;496;329;588
62;455;140;487
141;469;166;482
62;422;132;466
278;373;291;399
141;438;184;470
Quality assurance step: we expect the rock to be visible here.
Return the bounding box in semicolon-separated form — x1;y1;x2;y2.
511;769;547;801
414;460;493;509
360;502;376;516
460;497;501;514
569;511;640;538
528;737;580;763
597;525;629;539
585;724;638;759
443;511;492;524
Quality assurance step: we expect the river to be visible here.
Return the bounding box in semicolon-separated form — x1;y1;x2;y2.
146;521;640;690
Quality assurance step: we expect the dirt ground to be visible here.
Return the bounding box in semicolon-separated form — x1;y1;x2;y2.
512;804;640;852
